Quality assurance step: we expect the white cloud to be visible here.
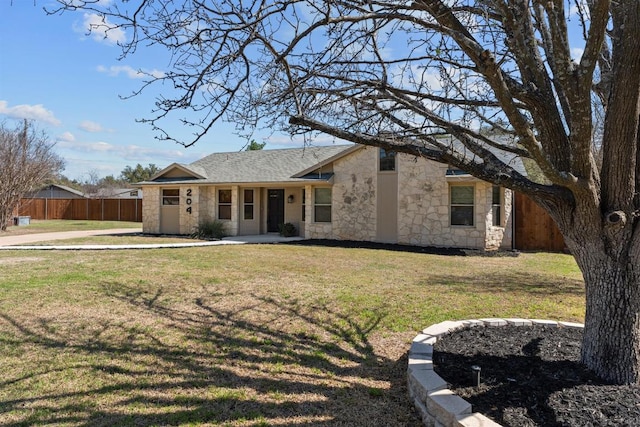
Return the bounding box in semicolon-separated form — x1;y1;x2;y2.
79;120;106;133
97;64;165;79
55;138;201;164
0;100;61;126
58;131;76;142
73;13;126;45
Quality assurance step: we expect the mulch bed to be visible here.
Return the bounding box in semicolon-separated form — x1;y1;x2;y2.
433;325;640;426
285;239;519;257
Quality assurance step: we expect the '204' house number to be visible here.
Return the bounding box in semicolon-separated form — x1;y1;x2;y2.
186;189;193;214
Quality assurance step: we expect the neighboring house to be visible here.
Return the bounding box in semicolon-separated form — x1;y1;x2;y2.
139;144;517;250
89;188;142;199
28;184;86;199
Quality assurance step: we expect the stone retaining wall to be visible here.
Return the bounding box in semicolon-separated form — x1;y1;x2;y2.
408;318;584;427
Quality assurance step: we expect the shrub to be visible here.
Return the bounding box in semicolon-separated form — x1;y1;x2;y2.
191;219;228;240
279;222;297;237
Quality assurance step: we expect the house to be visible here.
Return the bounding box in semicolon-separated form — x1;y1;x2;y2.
139;144;516;250
28;184;86;199
88;188;142;199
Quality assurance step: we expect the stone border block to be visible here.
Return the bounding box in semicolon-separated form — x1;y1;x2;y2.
559;321;585;329
409;368;448;397
408;355;434;372
414;333;438;344
479;318;507;326
455;413;503;427
427;390;472;426
423;320;466;337
409;318;584;426
462;319;484;327
411;341;434;356
505;318;532;326
529;319;559;327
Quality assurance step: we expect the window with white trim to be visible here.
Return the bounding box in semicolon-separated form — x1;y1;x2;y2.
450;185;474;226
218;189;232;220
314;188;332;222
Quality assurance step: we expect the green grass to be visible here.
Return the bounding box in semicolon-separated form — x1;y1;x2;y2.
0;243;584;426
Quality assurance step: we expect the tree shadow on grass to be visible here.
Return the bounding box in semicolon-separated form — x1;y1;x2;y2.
0;282;422;426
427;271;584;297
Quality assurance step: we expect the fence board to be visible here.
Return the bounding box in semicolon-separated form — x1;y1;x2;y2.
514;193;566;252
14;198;142;222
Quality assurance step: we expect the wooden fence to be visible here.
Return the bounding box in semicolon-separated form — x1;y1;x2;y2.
514;193;566;252
14;198;143;222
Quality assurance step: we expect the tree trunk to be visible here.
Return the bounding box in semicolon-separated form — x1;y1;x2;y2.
570;239;640;384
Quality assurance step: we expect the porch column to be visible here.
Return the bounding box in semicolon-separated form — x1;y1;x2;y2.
230;185;239;236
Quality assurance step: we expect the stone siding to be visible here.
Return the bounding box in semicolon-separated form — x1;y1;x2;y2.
485;187;513;250
142;187;160;234
331;147;377;241
396;154;512;250
179;186;199;235
198;186;216;224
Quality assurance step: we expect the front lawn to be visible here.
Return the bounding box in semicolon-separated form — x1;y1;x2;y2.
0;244;584;426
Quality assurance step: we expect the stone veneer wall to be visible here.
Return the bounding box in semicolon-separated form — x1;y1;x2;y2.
485;187;513;250
142;186;161;234
331;147;377;241
397;154;512;250
304;147;512;249
179;186;199;235
198;186;216;224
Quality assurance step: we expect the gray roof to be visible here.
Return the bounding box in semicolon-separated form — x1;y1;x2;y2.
148;144;357;185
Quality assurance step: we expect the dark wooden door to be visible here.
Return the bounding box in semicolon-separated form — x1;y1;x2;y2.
267;189;285;232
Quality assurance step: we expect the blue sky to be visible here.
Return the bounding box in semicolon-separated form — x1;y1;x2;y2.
0;1;313;181
0;2;587;182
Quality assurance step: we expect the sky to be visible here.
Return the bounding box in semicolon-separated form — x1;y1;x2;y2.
0;1;316;181
0;2;588;182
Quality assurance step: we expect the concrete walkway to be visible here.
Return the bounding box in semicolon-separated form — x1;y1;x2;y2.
0;228;303;250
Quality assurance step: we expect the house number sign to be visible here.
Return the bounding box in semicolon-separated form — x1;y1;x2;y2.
186;189;193;214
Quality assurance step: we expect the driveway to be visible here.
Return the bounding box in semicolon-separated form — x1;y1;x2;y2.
0;228;303;250
0;228;143;246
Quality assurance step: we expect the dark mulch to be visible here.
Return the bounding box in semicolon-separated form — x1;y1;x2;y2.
433;325;640;426
285;239;520;257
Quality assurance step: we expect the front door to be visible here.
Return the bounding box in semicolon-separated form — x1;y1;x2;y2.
160;188;181;234
267;189;285;232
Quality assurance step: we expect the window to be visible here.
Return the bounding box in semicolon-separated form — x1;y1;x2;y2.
162;189;179;205
492;186;502;226
243;189;254;220
450;185;474;226
314;188;332;222
379;148;396;171
218;189;232;220
301;189;306;222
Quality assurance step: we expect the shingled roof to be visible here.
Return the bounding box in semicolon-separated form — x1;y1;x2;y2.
145;144;358;185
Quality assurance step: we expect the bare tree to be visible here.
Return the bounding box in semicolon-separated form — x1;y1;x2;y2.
0;121;65;231
50;0;640;384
